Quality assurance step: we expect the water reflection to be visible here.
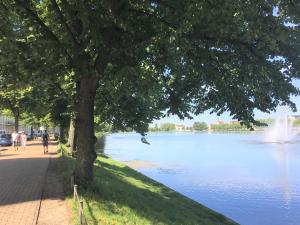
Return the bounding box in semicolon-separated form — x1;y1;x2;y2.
269;144;291;206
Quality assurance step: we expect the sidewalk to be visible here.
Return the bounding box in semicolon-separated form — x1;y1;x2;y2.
0;140;70;225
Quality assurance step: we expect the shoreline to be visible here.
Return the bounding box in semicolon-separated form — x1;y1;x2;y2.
60;146;237;225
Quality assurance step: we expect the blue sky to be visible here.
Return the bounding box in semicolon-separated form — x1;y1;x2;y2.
153;79;300;126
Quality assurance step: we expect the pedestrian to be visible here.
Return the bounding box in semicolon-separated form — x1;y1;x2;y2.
20;132;27;150
42;130;49;154
33;131;37;140
11;131;19;151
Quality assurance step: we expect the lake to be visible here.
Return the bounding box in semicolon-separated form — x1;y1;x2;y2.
104;132;300;225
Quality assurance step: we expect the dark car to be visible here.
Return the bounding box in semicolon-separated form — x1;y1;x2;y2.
0;134;12;146
27;133;34;141
36;130;43;138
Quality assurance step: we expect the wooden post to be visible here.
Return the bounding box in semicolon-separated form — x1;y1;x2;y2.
80;200;84;224
74;184;78;200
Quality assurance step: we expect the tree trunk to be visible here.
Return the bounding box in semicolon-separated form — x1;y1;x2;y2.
59;123;65;142
30;126;34;136
67;118;73;145
13;111;19;133
67;118;77;155
74;75;98;183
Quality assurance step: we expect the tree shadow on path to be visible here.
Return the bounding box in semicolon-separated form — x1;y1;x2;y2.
0;157;49;206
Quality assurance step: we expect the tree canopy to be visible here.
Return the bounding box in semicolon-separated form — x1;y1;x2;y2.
1;1;300;182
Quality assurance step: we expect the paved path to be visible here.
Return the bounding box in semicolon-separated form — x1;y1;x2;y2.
37;156;70;225
0;140;70;225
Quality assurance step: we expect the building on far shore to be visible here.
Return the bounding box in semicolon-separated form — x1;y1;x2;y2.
288;115;300;120
216;120;225;125
175;124;185;131
175;124;192;132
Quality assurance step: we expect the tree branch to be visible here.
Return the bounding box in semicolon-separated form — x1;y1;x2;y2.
94;48;110;76
14;0;73;63
60;0;70;10
185;29;264;61
153;0;177;10
127;7;178;30
50;0;80;46
0;1;8;11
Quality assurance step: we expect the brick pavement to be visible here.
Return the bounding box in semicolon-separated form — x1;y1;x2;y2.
37;156;71;225
0;140;70;225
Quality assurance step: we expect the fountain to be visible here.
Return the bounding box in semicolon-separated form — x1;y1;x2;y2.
264;114;299;143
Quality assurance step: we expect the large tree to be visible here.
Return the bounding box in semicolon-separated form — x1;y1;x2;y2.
0;85;33;132
0;3;68;132
0;9;34;131
3;1;300;182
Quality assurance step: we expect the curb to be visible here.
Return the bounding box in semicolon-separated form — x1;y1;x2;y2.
33;156;50;225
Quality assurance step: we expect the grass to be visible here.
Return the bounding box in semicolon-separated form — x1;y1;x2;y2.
59;145;237;225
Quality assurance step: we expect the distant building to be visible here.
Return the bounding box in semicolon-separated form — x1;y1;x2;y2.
175;124;185;131
216;120;224;125
288;115;300;120
0;115;15;133
0;114;31;134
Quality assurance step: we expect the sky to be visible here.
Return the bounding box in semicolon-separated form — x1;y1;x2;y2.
153;79;300;126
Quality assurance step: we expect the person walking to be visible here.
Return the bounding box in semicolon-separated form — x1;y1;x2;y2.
33;131;37;140
42;130;49;154
20;132;27;150
11;131;19;151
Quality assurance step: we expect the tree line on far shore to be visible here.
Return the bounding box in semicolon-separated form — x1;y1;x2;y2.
149;118;300;132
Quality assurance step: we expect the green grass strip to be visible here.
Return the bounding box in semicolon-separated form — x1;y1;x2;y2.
59;144;237;225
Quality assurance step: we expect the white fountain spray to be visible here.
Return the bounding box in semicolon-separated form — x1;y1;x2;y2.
264;108;299;143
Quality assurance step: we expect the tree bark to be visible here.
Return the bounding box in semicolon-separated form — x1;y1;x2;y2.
30;126;34;136
67;117;77;155
74;75;98;183
13;110;19;132
59;123;65;142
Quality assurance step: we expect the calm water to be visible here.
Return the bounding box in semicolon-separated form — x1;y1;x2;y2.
104;132;300;225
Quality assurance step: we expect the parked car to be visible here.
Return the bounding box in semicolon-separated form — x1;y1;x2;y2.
0;134;12;146
27;133;34;141
36;130;43;138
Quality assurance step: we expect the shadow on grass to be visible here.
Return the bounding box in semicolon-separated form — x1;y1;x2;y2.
59;144;236;225
85;199;98;225
80;158;236;225
96;160;163;191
